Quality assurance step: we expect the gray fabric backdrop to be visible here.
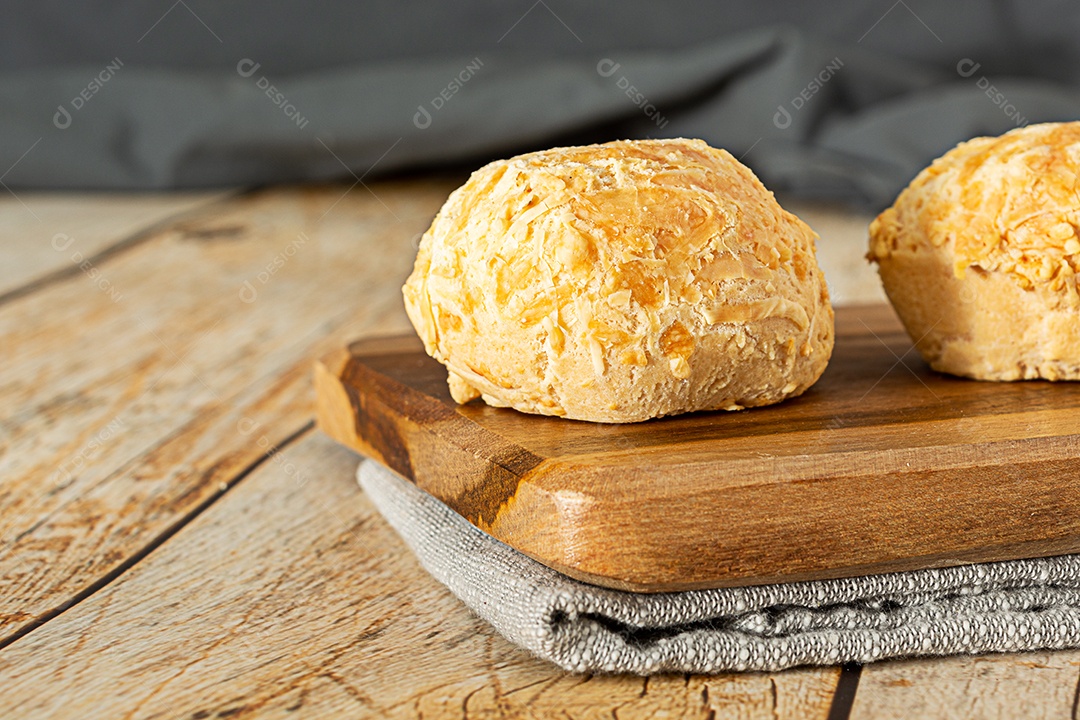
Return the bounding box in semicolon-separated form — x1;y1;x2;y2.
3;1;1079;206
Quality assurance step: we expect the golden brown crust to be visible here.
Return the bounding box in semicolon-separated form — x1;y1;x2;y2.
869;122;1080;380
403;138;834;422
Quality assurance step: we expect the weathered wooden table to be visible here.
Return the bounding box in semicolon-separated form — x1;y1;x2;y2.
3;181;1078;718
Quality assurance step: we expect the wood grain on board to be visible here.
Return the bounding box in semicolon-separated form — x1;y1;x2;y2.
317;304;1080;592
0;433;841;720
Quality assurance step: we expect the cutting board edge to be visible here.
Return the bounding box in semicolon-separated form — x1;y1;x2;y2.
314;311;1080;593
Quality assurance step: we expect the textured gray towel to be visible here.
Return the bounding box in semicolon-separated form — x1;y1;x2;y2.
358;460;1080;673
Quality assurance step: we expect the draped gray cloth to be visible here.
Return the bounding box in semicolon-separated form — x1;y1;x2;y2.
3;1;1080;205
359;461;1080;673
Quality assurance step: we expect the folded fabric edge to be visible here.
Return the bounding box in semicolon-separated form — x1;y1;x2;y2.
356;459;1080;674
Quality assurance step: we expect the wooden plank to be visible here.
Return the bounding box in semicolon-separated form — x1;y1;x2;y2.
416;669;841;719
0;190;234;297
850;651;1080;719
0;181;456;644
0;433;840;719
782;199;884;306
314;305;1080;592
0;192;883;308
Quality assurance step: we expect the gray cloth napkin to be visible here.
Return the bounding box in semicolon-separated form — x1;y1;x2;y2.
358;460;1080;673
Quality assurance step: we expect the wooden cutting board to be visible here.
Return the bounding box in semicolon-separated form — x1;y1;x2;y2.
315;304;1080;593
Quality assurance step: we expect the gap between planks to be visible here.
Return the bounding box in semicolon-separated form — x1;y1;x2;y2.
0;432;846;719
0;188;251;307
825;663;862;720
0;181;447;646
0;421;315;652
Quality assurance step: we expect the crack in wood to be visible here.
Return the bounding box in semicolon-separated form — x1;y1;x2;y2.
0;189;250;307
0;421;314;652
